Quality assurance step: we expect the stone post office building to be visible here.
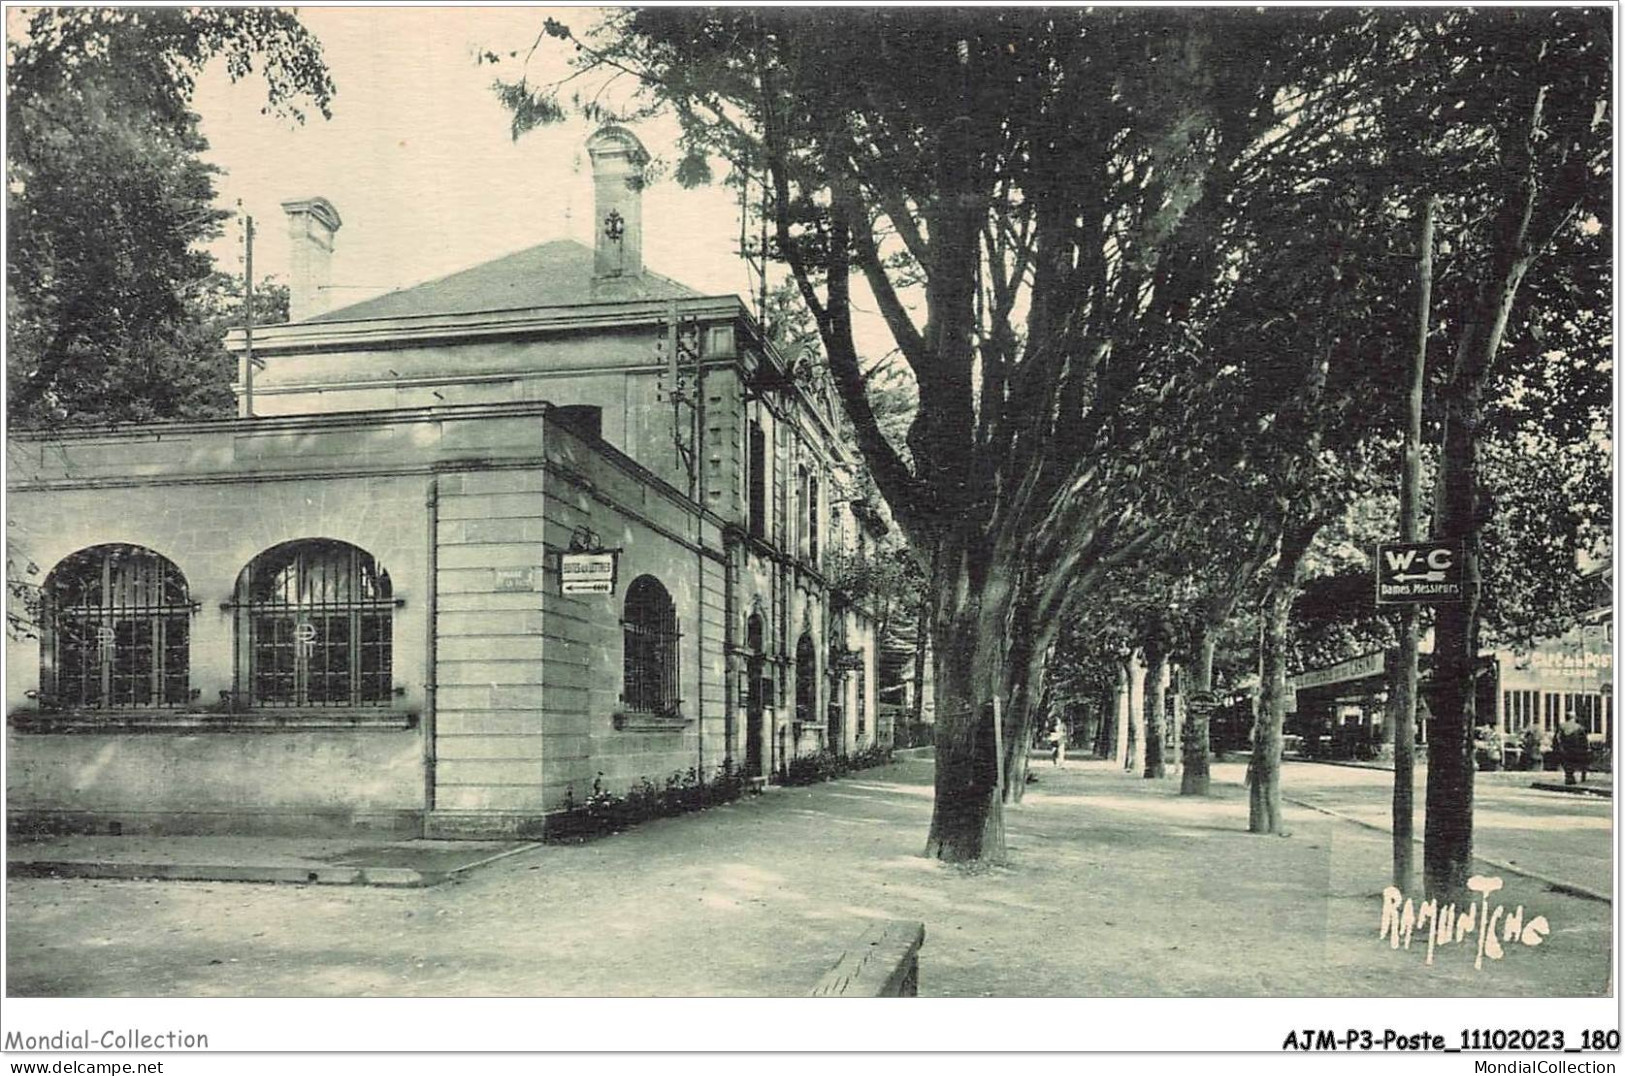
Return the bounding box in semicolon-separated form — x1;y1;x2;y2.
7;127;885;839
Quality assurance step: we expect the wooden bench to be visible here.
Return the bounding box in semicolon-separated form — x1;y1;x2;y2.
811;919;926;997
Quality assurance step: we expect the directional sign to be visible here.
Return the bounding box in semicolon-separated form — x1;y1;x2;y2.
1185;691;1219;719
560;551;618;595
1375;540;1466;605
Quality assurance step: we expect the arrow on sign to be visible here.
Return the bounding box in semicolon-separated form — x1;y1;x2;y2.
1392;571;1447;583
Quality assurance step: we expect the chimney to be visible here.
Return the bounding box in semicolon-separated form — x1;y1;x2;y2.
281;197;342;321
586;126;648;282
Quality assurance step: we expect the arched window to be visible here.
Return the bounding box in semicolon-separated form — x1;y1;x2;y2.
237;539;393;708
745;612;770;712
795;631;817;726
622;575;679;714
40;544;191;709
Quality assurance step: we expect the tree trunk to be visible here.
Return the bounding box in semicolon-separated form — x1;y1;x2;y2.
1423;67;1559;901
1004;605;1060;805
1114;661;1131;768
1425;374;1485;902
925;711;1005;863
1143;644;1168;779
1424;112;1544;900
1181;629;1217;795
924;651;1005;862
1250;519;1317;835
1005;677;1042;804
923;544;1012;864
1127;652;1146;773
1250;582;1291;834
1169;664;1182;761
1008;732;1032;802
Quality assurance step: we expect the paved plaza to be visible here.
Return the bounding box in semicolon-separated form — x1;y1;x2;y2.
6;757;1612;997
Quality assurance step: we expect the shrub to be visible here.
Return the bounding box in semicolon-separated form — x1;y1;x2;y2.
781;749;841;786
547;759;752;843
777;743;894;787
1474;727;1504;772
1587;742;1612;774
849;742;894;771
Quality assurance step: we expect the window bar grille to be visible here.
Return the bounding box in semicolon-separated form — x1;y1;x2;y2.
621;579;680;715
795;636;817;725
622;619;681;714
46;546;191;710
244;542;392;708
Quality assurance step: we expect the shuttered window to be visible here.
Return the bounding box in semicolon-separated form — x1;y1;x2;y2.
749;421;767;540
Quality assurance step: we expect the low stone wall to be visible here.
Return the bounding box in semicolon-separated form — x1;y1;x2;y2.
6;728;424;838
811;919;925;997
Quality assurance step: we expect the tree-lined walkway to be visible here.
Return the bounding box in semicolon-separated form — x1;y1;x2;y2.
7;758;1608;998
1238;760;1614;899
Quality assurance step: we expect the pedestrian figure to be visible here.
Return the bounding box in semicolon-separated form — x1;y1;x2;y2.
1558;716;1589;785
1520;727;1544;772
1049;718;1067;767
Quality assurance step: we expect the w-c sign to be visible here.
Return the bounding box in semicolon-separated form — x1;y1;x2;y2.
1375;541;1466;605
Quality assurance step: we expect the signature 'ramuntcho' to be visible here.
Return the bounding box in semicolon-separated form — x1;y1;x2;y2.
1380;876;1549;969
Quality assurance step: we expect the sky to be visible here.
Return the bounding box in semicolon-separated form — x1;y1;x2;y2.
193;8;759;316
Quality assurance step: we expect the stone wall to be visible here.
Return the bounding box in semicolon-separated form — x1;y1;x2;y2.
7;418;433;836
426;418;725;835
9;403;729;838
247;321;736;500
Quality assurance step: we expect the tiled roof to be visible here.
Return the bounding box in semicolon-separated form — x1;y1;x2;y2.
305;239;701;323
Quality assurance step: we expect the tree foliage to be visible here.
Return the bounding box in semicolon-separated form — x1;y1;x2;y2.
1376;7;1610;900
493;9;1610;861
491;7;1410;860
6;7;332;428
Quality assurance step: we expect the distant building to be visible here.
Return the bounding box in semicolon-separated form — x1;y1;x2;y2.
1492;569;1613;749
1288;571;1613;761
879;631;934;728
6;126;887;839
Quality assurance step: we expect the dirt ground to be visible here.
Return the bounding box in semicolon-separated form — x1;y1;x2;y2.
5;757;1612;997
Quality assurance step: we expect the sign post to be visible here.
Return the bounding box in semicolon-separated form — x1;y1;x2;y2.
1375;540;1466;605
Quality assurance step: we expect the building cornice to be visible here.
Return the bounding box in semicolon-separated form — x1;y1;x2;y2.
227;296;749;357
9;400;732;539
734;310;855;470
223;292;857;473
8;400;560;442
233;357;743;400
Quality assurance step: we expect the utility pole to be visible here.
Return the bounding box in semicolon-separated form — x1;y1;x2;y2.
243;212;257;418
1393;195;1435;890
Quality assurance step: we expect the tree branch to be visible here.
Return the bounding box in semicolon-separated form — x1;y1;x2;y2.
836;187;931;376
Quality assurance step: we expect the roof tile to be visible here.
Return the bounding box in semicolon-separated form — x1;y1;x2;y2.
305;239;700;323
